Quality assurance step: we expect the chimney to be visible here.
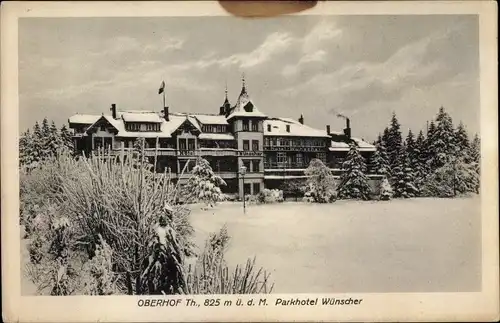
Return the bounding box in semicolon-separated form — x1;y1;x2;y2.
298;114;304;125
163;106;170;121
343;118;351;139
286;124;291;133
110;103;117;119
219;106;225;115
326;125;331;135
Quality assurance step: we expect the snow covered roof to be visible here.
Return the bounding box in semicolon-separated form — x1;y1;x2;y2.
226;83;267;120
264;118;330;138
69;114;100;125
194;114;228;125
198;133;235;140
121;112;162;123
329;138;376;152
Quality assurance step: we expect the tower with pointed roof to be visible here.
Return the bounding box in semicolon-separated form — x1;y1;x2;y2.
226;74;267;199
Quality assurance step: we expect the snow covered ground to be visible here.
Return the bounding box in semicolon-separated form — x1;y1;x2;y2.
21;196;481;295
189;196;481;293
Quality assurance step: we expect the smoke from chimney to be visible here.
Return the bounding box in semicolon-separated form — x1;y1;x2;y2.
110;104;117;119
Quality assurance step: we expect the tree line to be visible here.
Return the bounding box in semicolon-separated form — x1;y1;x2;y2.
19;117;74;168
335;106;480;200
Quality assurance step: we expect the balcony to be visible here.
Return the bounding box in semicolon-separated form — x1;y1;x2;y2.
264;162;307;170
264;145;327;152
198;148;237;157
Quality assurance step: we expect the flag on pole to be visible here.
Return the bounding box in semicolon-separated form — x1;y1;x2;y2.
158;81;165;94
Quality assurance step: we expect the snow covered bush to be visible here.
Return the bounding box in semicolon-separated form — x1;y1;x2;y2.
186;225;273;294
337;144;372;200
379;177;393;201
256;189;284;204
185;157;226;207
304;158;337;203
420;156;479;198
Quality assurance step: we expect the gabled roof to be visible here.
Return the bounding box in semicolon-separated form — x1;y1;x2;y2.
264;118;330;138
85;115;122;134
226;78;267;120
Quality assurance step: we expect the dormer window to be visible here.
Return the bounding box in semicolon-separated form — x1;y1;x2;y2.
286;125;291;133
267;124;271;132
244;102;254;112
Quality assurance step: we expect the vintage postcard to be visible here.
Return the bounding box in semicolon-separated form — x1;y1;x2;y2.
1;1;498;322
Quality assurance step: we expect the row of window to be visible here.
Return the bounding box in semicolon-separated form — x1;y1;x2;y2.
242;140;260;151
264;137;326;147
242;159;261;173
242;120;259;132
125;123;161;132
202;125;228;133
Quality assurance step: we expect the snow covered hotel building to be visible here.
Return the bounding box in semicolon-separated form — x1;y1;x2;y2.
68;79;377;197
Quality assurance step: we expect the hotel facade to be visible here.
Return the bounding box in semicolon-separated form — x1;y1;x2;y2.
69;79;378;198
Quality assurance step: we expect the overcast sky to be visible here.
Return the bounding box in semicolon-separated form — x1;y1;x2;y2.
19;15;479;141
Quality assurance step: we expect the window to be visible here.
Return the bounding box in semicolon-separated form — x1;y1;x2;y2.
286;125;290;132
253;183;260;195
267;124;271;132
252;160;260;172
317;152;326;163
252;140;259;151
244;183;251;195
296;153;303;167
179;139;187;150
277;152;287;166
243;140;250;151
243;160;251;172
100;125;106;132
188;139;195;150
252;121;259;132
243;120;249;131
265;138;270;146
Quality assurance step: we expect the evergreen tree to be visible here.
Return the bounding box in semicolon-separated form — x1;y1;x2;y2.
337;144;372;200
469;134;481;165
413;130;428;189
454;122;470;156
391;146;419;198
371;143;391;177
60;125;74;153
19;130;32;166
469;133;481;192
304;158;337;203
185;157;226;207
31;121;44;165
48;121;62;157
428;106;456;169
381;127;390;148
405;129;416;165
424;120;437;168
40;117;52;161
386;113;403;167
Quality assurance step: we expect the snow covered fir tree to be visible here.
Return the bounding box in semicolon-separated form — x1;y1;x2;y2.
391;146;419;198
184;157;226;207
337;144;372;200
